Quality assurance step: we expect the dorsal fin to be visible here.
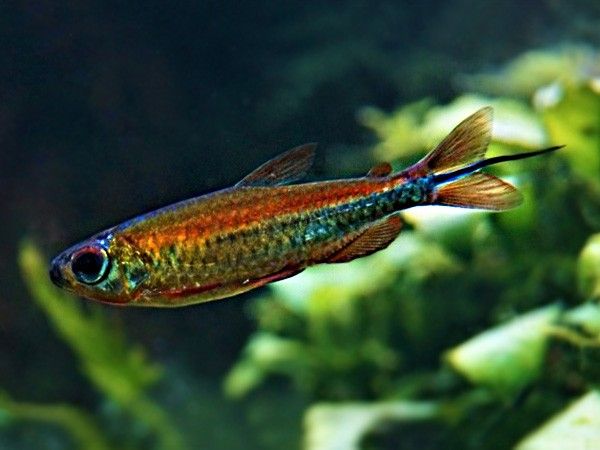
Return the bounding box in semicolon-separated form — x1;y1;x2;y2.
367;162;393;178
327;214;404;263
414;107;492;176
236;143;317;187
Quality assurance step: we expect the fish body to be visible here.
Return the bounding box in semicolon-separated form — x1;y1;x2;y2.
49;108;561;307
52;174;427;306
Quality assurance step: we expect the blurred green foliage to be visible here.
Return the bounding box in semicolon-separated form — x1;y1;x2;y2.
226;45;600;449
0;392;110;450
515;391;600;450
13;241;183;450
2;28;600;450
458;45;600;98
445;305;561;395
578;234;600;301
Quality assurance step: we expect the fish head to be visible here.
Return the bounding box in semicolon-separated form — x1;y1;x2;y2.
49;230;149;305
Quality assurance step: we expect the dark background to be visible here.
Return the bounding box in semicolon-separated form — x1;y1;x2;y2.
0;0;597;425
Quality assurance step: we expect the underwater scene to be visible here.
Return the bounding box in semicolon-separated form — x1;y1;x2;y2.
2;1;600;449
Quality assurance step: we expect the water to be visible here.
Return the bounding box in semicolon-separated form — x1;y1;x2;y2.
1;2;600;449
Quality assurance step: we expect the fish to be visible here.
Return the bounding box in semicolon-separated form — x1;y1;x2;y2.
49;107;562;307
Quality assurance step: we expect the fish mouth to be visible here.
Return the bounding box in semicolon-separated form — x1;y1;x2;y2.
49;257;66;288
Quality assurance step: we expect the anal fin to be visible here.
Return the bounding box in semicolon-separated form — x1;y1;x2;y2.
327;214;404;263
243;266;305;289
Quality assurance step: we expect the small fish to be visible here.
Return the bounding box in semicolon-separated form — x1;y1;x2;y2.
49;107;562;307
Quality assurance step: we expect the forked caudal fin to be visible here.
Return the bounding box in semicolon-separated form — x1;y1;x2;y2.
432;144;563;210
400;107;563;211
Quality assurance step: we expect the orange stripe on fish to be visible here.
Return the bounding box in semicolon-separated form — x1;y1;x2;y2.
49;107;562;307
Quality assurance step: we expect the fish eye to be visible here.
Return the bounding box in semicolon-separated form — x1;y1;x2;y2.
71;246;110;285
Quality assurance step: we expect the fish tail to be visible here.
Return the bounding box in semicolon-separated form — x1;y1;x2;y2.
397;107;562;211
430;145;562;210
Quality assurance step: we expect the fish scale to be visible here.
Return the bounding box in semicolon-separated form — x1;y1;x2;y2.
106;178;433;301
144;182;389;287
49;108;562;307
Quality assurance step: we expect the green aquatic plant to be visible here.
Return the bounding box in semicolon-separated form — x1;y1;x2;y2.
458;45;600;98
0;392;110;450
17;240;183;450
445;305;562;395
357;99;433;162
576;233;600;302
225;232;461;401
516;391;600;450
304;401;439;450
227;45;600;449
542;84;600;183
455;45;600;185
358;95;548;165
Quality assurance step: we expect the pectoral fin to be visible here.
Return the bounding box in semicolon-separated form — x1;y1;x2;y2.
326;214;404;263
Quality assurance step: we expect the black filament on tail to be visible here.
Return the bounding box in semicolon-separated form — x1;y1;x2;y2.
432;145;564;185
